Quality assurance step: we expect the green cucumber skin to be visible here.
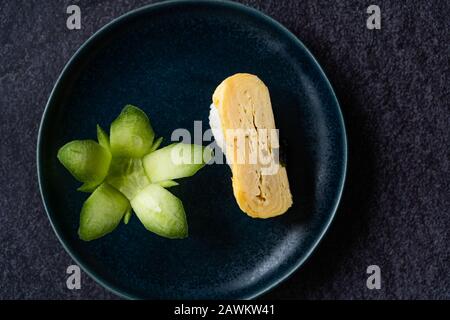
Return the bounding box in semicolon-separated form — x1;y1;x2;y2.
131;184;188;239
78;183;129;241
123;205;132;224
106;157;150;200
97;124;110;151
57;140;111;188
77;181;99;193
157;180;179;188
149;137;163;153
110;105;155;158
143;143;212;183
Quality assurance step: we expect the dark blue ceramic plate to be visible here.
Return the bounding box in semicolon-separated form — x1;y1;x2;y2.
38;0;346;299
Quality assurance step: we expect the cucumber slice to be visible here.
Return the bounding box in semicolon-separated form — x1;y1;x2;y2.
78;183;129;241
57;140;111;190
143;143;212;183
131;184;188;239
110;105;155;158
97;124;110;151
106;157;150;200
123;206;132;224
157;180;179;188
149;137;163;153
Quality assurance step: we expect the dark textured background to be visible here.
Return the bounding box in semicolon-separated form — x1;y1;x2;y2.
0;0;448;299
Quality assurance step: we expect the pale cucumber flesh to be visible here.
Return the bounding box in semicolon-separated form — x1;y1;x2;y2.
131;184;188;239
106;157;150;200
143;143;212;183
78;183;129;241
110;105;155;158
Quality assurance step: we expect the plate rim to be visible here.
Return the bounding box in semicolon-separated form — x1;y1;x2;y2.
37;0;347;300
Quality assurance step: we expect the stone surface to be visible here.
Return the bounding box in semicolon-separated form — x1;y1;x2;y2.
0;0;448;299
